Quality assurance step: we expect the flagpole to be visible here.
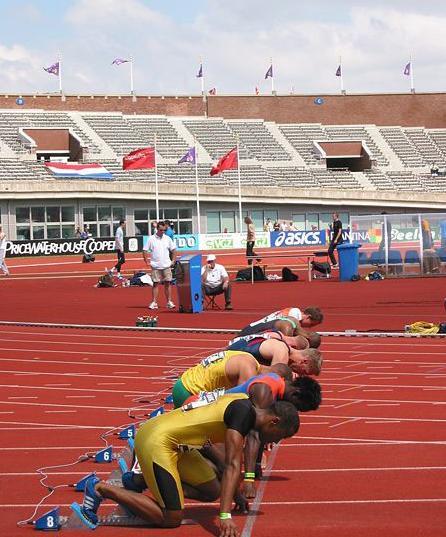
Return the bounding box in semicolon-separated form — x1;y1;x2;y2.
130;57;134;95
194;141;201;235
410;56;415;93
270;57;274;94
236;136;243;235
58;55;63;95
339;56;344;94
154;134;159;221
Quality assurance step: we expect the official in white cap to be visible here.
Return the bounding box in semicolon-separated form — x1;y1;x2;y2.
201;254;232;310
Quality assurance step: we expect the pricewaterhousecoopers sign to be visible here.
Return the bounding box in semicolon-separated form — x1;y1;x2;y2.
5;237;142;258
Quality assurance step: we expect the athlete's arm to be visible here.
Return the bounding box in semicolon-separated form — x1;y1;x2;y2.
226;354;259;385
274;319;294;336
220;431;244;537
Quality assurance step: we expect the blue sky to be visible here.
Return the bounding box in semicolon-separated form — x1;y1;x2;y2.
0;0;445;95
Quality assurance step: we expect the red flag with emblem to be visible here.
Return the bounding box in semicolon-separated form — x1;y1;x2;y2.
123;147;155;170
210;147;238;176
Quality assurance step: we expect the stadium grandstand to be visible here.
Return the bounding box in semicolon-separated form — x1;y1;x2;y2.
0;92;446;240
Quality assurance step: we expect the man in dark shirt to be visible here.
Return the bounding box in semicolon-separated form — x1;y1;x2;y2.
328;213;343;267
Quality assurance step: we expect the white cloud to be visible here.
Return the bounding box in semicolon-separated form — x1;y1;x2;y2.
1;1;446;95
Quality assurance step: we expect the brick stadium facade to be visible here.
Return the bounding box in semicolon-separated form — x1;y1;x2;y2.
2;92;446;128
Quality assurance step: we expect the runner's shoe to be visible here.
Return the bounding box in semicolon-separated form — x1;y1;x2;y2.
167;301;176;309
122;471;146;493
78;476;102;529
149;301;158;310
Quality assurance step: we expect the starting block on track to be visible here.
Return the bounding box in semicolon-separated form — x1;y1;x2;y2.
74;473;96;492
118;425;135;439
66;504;197;529
94;446;113;463
148;406;164;418
34;508;61;531
165;394;174;404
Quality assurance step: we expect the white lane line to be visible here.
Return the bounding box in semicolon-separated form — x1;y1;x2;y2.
316;414;446;423
367;403;401;407
333;401;361;409
0;400;129;411
0;357;179;370
44;383;72;387
365;420;401;424
65;396;95;399
0;412;14;414
241;443;280;537
369;377;399;380
0;348;192;360
362;389;395;392
7;396;37;399
290;435;446;444
45;410;78;413
0;420;118;429
270;466;446;473
0;384;152;395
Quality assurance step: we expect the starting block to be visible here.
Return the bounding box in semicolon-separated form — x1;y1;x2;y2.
94;446;113;463
118;425;135;440
165;394;174;404
148;406;164;419
74;473;96;492
118;458;129;474
34;507;61;531
127;437;135;451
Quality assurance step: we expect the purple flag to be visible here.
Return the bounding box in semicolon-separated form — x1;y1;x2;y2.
178;147;196;164
112;58;129;66
265;64;273;79
335;65;342;77
404;62;411;76
196;64;203;78
43;62;59;76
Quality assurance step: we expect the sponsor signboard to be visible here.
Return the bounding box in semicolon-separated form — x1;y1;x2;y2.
199;233;237;250
5;236;142;258
270;230;326;247
142;234;199;252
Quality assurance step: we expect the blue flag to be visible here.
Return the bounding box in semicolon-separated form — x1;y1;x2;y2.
43;62;59;76
196;64;203;78
265;64;273;79
178;147;196;164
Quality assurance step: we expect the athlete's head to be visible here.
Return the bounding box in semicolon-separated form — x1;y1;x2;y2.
301;307;323;328
283;377;322;412
257;401;299;443
304;331;322;349
269;363;293;381
288;348;323;376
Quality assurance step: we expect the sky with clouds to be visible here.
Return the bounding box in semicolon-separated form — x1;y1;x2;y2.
0;0;445;96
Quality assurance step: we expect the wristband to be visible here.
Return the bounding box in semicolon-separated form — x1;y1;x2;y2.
219;512;232;520
244;472;255;479
243;478;254;482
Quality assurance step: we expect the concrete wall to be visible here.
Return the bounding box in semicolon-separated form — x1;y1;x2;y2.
3;92;446;127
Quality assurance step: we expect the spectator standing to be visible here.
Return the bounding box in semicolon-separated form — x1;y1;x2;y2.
80;224;92;239
328;213;343;268
201;254;233;310
264;218;273;232
244;216;259;266
75;226;82;238
143;221;177;310
273;220;280;231
164;220;175;240
109;219;126;277
289;221;297;231
421;219;441;274
0;224;10;276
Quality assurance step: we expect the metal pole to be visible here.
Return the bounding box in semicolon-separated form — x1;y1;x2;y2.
130;57;134;95
194;143;201;235
236;139;242;235
58;55;63;94
154;135;159;221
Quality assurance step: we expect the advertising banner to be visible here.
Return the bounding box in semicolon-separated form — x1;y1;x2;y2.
5;236;142;258
199;233;238;250
270;230;326;247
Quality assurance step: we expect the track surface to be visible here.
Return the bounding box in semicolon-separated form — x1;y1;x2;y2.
0;250;445;536
1;327;445;537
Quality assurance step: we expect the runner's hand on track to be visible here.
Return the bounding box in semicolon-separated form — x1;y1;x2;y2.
219;518;240;537
242;480;256;499
233;492;249;514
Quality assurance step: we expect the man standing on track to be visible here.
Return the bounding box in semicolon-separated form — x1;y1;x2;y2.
244;216;260;265
75;395;299;536
328;212;343;268
0;225;10;276
109;219;126;278
143;221;177;310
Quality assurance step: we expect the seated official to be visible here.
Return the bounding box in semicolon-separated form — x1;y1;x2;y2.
201;254;233;310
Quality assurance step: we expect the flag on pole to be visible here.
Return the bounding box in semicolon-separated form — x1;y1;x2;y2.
210;147;238;176
403;62;411;76
208;87;216;95
178;147;196;165
265;64;273;79
196;64;203;78
255;86;260;95
335;65;342;77
43;62;59;76
123;147;155;170
112;58;129;66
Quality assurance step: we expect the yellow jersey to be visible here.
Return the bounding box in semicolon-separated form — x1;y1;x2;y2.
180;350;259;394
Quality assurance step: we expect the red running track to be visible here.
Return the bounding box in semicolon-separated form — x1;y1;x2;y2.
0;326;445;537
0;249;444;331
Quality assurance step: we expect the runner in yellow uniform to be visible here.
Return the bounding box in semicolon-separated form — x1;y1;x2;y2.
76;394;299;537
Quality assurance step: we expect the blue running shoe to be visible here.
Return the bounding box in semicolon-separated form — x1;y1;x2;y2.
79;476;102;529
122;471;146;493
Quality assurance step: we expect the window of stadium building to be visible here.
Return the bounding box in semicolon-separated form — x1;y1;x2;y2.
83;206;125;237
15;206;76;240
247;210;278;230
207;211;236;233
134;208;193;235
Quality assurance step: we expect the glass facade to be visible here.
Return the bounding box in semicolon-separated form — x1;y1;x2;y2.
15;206;76;240
134;207;193;235
82;205;125;237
